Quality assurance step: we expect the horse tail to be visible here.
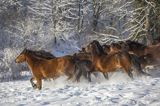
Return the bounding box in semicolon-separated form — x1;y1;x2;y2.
74;62;82;82
74;60;92;82
129;54;150;76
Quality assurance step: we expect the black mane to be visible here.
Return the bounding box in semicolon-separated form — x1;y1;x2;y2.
126;40;147;50
25;49;55;59
92;40;106;55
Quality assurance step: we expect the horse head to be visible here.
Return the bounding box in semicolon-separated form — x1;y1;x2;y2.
86;40;105;55
15;48;28;63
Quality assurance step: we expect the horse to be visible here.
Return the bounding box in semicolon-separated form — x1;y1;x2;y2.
102;44;111;54
144;43;160;64
103;41;153;68
152;36;160;45
73;52;107;82
121;40;160;66
125;40;147;56
78;47;87;53
74;59;94;82
102;41;129;54
15;49;80;90
73;45;111;81
85;40;149;80
16;49;55;73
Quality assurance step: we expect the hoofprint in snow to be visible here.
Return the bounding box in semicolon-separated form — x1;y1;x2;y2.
0;66;160;106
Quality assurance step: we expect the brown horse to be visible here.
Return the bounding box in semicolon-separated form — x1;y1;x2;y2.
73;52;102;82
119;40;160;66
144;43;160;64
15;49;78;90
74;59;93;82
152;36;160;45
85;40;150;80
102;44;111;53
104;41;153;68
78;47;87;53
125;40;147;56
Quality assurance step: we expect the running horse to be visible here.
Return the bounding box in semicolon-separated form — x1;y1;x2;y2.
122;40;160;65
85;40;149;80
73;51;109;82
144;43;160;64
15;49;79;90
103;41;153;68
73;52;99;82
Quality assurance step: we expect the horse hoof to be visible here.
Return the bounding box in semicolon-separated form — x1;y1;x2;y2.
146;74;151;76
33;84;37;89
38;87;42;90
36;86;42;90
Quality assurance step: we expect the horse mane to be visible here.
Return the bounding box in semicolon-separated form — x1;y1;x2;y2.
126;40;147;50
111;42;121;49
92;40;106;55
24;49;55;59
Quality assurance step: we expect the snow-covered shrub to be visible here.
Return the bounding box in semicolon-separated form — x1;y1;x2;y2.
0;48;24;81
51;32;80;56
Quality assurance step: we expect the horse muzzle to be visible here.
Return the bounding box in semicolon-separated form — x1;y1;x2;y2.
15;59;19;63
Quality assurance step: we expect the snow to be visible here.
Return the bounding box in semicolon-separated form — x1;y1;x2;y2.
0;66;160;106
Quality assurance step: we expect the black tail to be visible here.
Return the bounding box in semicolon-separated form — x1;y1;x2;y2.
74;59;92;82
129;54;150;76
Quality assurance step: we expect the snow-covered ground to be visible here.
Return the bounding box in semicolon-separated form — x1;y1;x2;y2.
0;66;160;106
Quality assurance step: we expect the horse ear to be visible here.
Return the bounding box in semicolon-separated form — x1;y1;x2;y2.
23;48;27;53
24;48;27;51
94;43;101;55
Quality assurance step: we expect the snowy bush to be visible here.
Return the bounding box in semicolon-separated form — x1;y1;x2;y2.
0;48;23;81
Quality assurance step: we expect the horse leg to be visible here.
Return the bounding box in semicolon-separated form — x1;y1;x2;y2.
67;74;73;80
123;67;133;79
83;66;93;82
74;62;82;82
66;68;74;81
74;66;82;82
30;77;37;89
103;72;109;80
36;78;42;90
120;57;134;79
87;71;92;82
131;54;150;76
135;65;151;76
93;72;99;78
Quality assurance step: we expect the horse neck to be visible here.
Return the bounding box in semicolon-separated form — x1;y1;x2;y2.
24;53;39;70
91;51;102;64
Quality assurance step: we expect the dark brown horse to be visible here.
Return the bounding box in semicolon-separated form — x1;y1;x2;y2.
85;40;134;79
73;52;102;82
119;40;160;66
103;41;153;68
102;44;111;54
85;40;150;80
74;59;93;82
125;40;147;56
144;43;160;64
103;41;130;54
78;47;87;53
152;36;160;45
15;49;79;90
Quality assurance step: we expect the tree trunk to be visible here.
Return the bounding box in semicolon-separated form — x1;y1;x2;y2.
145;7;153;45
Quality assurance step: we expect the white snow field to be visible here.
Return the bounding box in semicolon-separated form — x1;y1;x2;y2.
0;66;160;106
